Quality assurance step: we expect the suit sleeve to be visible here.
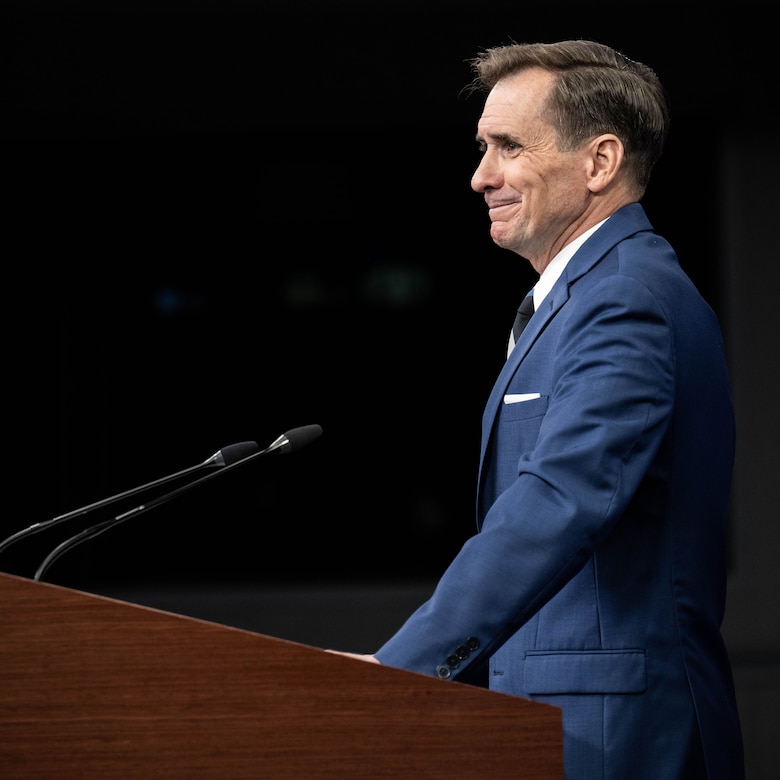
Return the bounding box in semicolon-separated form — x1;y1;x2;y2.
375;274;676;679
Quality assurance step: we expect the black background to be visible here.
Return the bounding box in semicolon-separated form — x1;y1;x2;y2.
3;1;768;588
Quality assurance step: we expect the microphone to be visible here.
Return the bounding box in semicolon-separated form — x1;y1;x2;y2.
260;424;323;456
33;424;323;581
202;441;260;467
0;441;259;558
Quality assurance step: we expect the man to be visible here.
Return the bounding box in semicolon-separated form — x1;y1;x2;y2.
333;40;744;779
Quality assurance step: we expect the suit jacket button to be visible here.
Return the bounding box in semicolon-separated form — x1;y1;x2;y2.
465;637;480;651
436;665;452;679
446;655;461;669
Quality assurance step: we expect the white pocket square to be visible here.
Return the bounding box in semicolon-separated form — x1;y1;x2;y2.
504;393;541;404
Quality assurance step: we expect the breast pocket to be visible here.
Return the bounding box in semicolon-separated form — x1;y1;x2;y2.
493;395;549;486
500;394;549;422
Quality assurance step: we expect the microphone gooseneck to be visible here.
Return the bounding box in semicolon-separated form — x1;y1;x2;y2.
0;441;260;559
32;425;322;581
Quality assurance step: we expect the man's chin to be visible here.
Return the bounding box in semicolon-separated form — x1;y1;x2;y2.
489;224;514;249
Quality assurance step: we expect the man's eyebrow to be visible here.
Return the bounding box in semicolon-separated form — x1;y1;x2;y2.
475;131;514;144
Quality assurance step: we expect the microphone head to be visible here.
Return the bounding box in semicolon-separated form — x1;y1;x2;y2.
281;424;323;454
212;440;259;466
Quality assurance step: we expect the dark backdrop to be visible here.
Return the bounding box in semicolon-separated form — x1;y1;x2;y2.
2;1;761;588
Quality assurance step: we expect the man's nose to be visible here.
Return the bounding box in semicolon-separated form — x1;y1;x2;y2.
471;154;501;192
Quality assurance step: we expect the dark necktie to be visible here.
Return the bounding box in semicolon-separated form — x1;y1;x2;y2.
507;291;535;357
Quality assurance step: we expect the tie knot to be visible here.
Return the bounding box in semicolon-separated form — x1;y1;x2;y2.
517;294;535;318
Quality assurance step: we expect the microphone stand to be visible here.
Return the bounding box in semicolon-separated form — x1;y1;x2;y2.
0;442;258;559
33;426;321;581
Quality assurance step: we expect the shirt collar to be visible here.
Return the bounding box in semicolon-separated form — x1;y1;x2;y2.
533;218;608;308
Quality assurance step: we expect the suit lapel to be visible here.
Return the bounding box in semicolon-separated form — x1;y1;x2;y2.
477;203;656;495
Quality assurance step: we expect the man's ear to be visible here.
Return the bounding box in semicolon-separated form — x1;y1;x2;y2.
586;134;624;193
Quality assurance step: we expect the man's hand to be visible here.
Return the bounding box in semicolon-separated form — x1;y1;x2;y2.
325;650;380;664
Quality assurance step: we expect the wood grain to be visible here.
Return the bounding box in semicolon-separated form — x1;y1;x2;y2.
0;572;563;778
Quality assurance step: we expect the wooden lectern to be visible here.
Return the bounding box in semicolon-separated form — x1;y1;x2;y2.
0;572;563;778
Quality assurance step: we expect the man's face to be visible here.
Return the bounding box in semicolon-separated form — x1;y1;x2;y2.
471;67;594;271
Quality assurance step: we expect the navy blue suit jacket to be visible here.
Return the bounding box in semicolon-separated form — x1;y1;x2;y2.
376;203;744;779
